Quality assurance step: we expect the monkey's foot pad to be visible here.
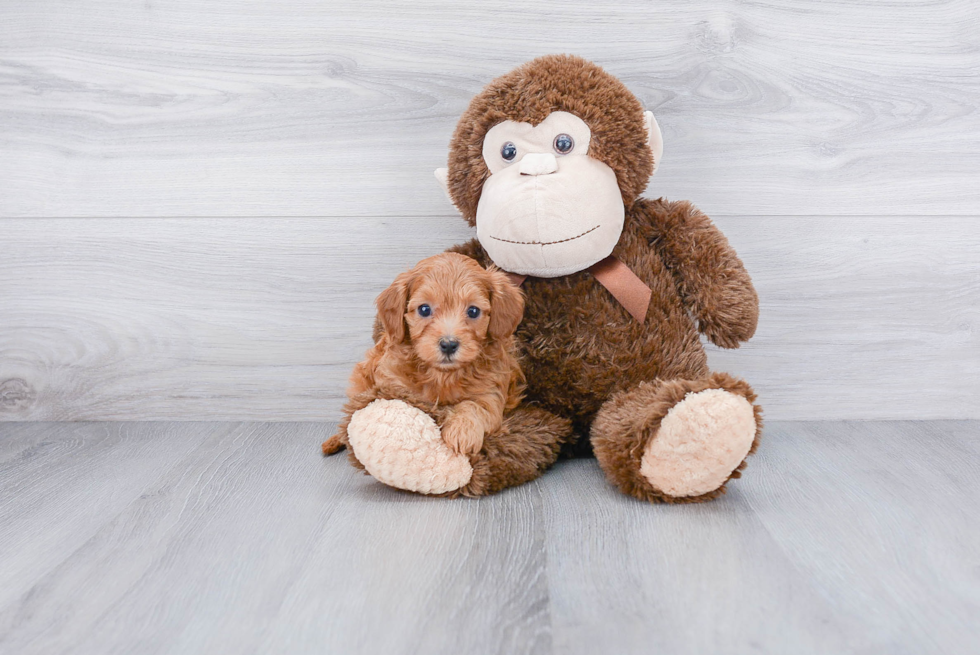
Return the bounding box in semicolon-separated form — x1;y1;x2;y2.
640;389;756;498
347;399;473;494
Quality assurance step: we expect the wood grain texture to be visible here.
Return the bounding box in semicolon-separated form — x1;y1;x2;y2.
0;421;977;654
0;422;549;655
1;216;977;421
745;421;980;653
1;1;978;421
542;420;980;654
0;423;225;617
1;0;979;218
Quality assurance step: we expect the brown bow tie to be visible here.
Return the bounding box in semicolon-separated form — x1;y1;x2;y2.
504;255;651;323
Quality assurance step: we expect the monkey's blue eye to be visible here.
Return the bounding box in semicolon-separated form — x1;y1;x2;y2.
417;304;432;318
501;142;517;161
554;133;574;154
467;306;481;319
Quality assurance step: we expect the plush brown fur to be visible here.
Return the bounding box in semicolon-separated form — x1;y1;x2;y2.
322;253;526;459
452;406;573;498
444;55;763;502
452;198;759;438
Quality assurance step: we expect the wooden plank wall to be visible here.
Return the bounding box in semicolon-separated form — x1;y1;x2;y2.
1;0;978;421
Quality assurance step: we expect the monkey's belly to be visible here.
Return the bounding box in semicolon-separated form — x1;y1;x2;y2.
516;284;708;428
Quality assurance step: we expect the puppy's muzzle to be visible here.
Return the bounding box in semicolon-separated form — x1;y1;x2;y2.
438;337;460;357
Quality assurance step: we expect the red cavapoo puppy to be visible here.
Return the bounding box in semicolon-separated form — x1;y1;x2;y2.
321;252;525;458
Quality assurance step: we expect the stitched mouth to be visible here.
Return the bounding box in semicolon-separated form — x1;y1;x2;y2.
488;224;600;246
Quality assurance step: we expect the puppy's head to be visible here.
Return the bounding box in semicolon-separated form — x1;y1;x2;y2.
377;253;524;369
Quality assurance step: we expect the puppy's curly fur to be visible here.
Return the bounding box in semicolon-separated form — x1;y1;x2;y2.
322;253;525;459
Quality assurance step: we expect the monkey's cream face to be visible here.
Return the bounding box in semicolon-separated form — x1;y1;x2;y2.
475;112;625;277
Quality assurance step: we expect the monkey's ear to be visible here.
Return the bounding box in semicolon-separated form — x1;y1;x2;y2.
644;111;664;175
434;168;452;202
487;269;525;340
376;271;412;342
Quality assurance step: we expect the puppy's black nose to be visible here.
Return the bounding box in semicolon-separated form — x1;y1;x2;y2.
439;337;460;356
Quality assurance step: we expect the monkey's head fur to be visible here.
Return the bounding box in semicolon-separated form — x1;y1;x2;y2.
437;55;662;278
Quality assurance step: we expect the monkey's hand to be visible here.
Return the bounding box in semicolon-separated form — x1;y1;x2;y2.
441;404;487;456
639;199;759;348
694;283;760;349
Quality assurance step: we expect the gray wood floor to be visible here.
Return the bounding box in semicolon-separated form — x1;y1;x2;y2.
1;421;977;654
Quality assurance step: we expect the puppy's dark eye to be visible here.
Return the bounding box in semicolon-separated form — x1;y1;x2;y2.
466;306;481;319
501;142;517;161
417;304;432;318
553;133;574;154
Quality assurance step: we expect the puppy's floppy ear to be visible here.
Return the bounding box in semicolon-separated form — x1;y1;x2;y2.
376;270;413;342
487;268;525;340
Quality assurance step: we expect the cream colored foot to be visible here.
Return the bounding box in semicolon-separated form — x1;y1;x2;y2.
640;389;756;498
347;399;473;494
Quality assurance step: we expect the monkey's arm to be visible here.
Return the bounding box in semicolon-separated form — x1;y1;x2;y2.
636;198;759;348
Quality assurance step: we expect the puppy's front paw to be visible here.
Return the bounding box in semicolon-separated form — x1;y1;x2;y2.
442;415;484;456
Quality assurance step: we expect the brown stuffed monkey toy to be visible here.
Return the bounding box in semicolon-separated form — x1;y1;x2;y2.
339;55;762;503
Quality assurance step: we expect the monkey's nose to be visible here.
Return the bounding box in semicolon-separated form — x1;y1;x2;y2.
439;337;460;356
519;153;558;176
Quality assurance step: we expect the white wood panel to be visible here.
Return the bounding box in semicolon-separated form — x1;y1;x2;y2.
1;0;978;218
708;215;980;419
1;216;977;421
